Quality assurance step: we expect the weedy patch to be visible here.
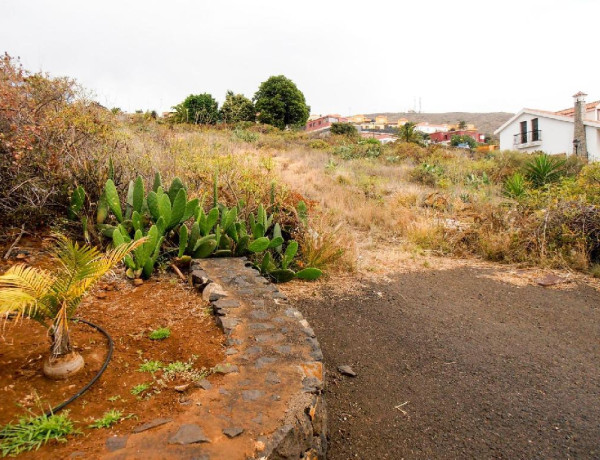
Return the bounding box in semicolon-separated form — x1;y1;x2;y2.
149;327;171;340
131;383;152;396
88;410;135;429
138;360;164;373
0;411;80;456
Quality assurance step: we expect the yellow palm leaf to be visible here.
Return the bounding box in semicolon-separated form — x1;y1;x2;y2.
0;265;55;320
0;236;143;322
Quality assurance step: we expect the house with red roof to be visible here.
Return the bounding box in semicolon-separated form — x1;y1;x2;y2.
305;114;349;133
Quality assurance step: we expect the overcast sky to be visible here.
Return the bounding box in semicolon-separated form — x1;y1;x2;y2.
2;0;598;115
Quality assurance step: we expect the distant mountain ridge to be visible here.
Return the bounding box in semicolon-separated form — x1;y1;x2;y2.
364;112;514;135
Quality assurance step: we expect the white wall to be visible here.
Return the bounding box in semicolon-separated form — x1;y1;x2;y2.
500;113;574;155
585;125;600;162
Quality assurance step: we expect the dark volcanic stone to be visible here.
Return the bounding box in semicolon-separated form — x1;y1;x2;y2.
105;436;129;452
223;427;245;438
133;417;173;433
266;372;281;385
242;390;265;401
169;424;210;445
255;356;278;368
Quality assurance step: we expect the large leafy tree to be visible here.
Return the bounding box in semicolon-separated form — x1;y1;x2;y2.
220;91;255;124
253;75;310;130
173;93;220;124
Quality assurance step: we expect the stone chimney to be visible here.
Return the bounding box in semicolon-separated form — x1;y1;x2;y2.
573;91;588;161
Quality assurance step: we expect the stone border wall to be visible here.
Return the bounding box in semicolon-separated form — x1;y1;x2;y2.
190;257;327;459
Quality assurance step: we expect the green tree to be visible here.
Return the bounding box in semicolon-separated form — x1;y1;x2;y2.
458;120;467;130
398;122;423;144
330;122;358;137
173;93;219;124
253;75;310;129
450;134;477;148
220;90;256;124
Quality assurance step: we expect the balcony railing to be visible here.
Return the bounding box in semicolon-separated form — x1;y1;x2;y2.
514;130;542;145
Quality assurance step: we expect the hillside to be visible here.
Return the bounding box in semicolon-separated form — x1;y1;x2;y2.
364;112;514;135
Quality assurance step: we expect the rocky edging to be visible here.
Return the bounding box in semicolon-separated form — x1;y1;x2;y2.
190;257;327;459
101;257;326;460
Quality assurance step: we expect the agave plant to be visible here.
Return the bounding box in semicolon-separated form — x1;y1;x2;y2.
0;235;140;379
503;172;527;199
525;154;566;187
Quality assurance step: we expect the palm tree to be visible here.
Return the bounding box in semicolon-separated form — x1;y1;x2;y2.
398;122;423;144
0;235;140;379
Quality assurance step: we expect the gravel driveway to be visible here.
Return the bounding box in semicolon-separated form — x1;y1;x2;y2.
286;267;600;459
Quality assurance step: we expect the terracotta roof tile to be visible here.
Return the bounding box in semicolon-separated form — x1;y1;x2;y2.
555;100;600;116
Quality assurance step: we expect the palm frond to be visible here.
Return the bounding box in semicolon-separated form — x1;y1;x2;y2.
64;239;144;300
0;235;142;324
51;234;102;291
0;265;55;320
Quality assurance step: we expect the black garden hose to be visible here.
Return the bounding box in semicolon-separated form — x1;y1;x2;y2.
43;318;114;418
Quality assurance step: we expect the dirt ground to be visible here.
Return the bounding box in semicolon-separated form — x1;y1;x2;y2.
0;236;224;458
282;265;600;459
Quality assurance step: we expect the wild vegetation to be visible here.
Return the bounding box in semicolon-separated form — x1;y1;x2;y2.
1;54;600;455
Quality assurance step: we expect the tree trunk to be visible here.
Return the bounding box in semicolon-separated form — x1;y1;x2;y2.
50;321;72;358
50;303;72;358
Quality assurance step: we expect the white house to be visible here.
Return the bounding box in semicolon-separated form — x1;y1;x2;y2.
494;93;600;162
415;122;449;134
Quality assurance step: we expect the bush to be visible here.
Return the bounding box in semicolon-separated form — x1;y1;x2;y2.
173;93;219;125
330;122;358;137
220;91;255;124
0;54;119;228
409;163;443;186
309;139;330;150
232;128;259;143
450;134;477;149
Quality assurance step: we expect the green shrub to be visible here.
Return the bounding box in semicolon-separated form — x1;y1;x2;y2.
309;139;329;149
450;134;477;148
409;163;443;186
330;122;357;137
232;128;259;143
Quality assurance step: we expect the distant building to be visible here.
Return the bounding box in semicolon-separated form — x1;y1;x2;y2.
429;129;484;144
348;114;369;124
494;92;600;161
448;122;476;131
305;114;349;133
360;132;397;144
415;122;450;134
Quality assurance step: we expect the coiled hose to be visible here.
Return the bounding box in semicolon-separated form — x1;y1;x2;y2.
43;318;114;417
